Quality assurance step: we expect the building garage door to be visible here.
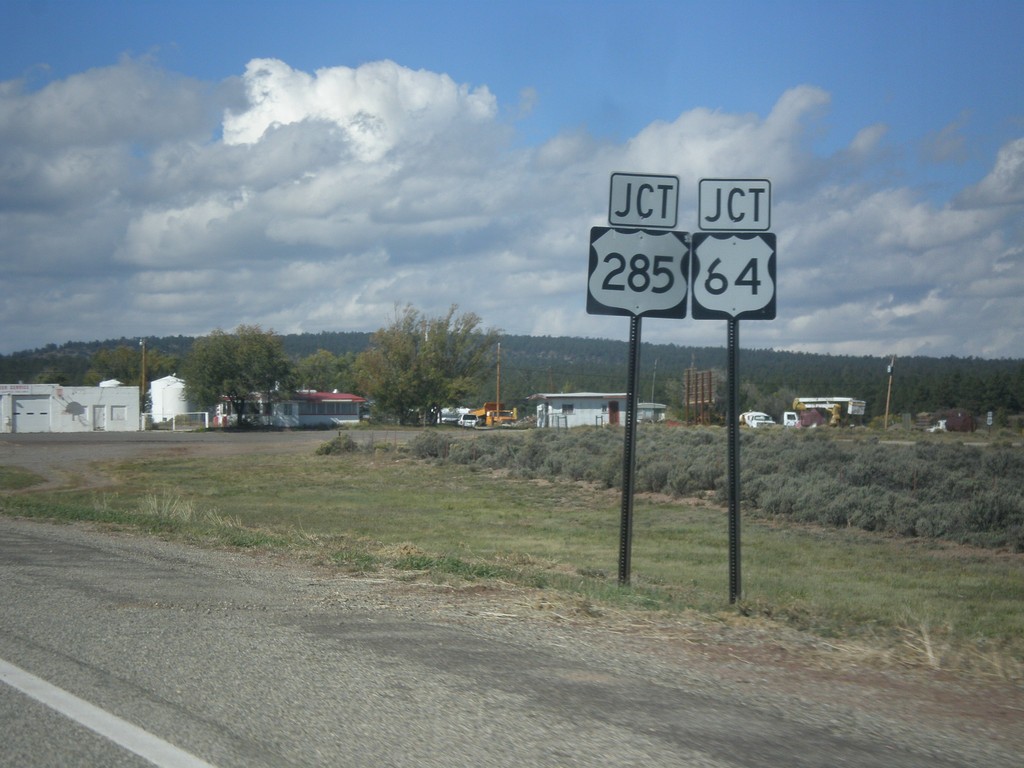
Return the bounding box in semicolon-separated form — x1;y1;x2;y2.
13;395;50;433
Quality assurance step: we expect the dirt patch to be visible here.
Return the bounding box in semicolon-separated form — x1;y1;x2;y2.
0;430;406;492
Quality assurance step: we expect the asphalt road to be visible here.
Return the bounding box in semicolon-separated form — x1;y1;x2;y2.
1;515;1019;768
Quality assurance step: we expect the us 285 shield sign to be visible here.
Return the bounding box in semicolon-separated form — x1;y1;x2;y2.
586;227;690;319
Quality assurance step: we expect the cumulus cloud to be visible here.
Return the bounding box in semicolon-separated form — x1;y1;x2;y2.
0;56;212;149
624;85;830;186
222;58;498;161
0;57;1022;359
957;137;1024;207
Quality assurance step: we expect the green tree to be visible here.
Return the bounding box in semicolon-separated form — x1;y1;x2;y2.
182;325;292;426
294;349;357;393
84;343;178;388
355;305;499;425
34;366;70;385
420;306;501;418
83;345;139;386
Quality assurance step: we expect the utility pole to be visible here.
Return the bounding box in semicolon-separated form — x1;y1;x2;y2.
883;355;896;430
139;338;147;428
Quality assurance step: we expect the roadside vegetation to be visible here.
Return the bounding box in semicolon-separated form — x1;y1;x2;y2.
2;426;1022;680
408;426;1024;551
0;466;42;491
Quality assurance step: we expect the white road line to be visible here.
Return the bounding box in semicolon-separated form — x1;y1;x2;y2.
0;657;217;768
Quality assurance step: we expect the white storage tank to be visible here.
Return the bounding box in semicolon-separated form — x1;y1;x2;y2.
149;375;190;423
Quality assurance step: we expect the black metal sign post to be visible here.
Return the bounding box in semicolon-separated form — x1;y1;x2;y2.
586;217;689;587
726;318;741;602
618;315;643;584
691;225;777;604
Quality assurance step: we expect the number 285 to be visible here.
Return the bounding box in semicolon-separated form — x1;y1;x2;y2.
600;252;676;294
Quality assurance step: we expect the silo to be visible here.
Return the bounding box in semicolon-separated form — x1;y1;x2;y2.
149;375;190;424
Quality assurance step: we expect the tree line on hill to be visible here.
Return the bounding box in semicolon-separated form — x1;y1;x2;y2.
2;312;1022;426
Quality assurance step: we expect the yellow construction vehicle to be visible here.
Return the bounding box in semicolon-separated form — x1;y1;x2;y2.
470;402;518;427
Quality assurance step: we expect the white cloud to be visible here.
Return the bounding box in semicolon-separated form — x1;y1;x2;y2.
957;137;1024;207
116;194;250;267
222;58;498;162
623;85;831;186
0;56;211;148
848;123;889;157
1;58;1022;359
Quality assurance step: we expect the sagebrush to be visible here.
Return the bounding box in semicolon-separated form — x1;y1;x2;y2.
406;427;1024;550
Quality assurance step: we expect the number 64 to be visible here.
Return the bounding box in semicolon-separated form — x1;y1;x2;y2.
703;257;761;295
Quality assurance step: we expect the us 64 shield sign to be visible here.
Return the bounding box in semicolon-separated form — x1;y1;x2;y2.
691;233;776;320
587;227;689;319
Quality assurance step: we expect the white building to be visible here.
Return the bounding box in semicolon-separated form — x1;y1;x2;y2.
531;392;627;428
637;402;668;422
531;393;668;428
0;383;141;433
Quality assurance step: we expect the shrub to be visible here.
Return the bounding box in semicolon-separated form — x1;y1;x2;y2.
316;434;359;455
636;459;672;494
414;427;1024;549
407;431;456;460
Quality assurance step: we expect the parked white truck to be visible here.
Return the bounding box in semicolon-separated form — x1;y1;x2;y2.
739;411;776;428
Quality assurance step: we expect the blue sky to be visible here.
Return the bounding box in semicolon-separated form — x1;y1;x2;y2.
2;0;1023;358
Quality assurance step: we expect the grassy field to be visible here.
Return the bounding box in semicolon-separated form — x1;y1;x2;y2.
2;431;1022;680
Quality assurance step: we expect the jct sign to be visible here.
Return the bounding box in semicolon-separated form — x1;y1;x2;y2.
698;179;771;231
608;173;679;229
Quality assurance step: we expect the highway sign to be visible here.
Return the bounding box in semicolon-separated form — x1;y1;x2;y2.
587;227;689;318
698;179;771;231
608;173;679;229
690;233;776;319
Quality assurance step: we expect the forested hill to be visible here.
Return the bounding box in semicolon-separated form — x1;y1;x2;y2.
491;336;1024;421
2;332;1022;420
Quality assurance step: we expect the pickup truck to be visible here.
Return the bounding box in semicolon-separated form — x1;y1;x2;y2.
739;411;776;428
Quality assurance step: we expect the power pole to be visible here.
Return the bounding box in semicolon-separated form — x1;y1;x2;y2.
883;355;896;429
139;339;147;428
